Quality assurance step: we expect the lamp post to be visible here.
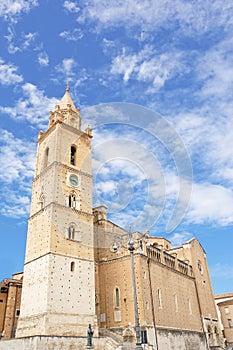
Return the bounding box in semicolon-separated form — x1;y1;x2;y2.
112;231;149;350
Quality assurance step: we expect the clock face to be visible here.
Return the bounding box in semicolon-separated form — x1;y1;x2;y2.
69;174;79;186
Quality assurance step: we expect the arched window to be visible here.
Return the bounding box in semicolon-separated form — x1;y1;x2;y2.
69;194;75;208
67;192;80;210
70;261;75;272
115;287;120;307
66;223;81;242
44;147;49;169
70;146;76;165
68;224;75;240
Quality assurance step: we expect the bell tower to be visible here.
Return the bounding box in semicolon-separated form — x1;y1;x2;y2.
16;87;97;337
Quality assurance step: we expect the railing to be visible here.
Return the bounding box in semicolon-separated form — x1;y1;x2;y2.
147;246;192;277
177;259;188;275
147;245;161;262
164;251;175;268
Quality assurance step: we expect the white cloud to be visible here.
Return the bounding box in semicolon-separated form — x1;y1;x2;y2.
197;36;233;101
83;103;193;232
59;28;83;41
63;1;80;13
23;33;37;50
188;183;233;226
0;129;35;184
56;58;76;80
22;32;37;49
0;129;35;218
5;28;37;53
87;119;159;229
90;121;233;229
102;38;115;48
0;0;38;22
171;106;233;190
91;129;171;230
169;231;194;246
82;105;127;129
0;83;59;127
78;0;233;35
111;49;138;83
0;58;23;85
96;180;116;193
1;200;30;218
110;46;184;91
38;52;49;67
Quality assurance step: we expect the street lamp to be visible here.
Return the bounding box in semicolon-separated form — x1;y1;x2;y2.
111;230;150;350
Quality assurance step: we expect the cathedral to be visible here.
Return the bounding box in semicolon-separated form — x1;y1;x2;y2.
0;88;226;350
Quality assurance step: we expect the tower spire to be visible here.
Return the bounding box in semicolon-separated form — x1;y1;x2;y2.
59;84;76;110
47;86;81;131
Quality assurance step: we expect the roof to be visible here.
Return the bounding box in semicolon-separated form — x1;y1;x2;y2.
169;237;206;254
58;86;76;110
215;292;233;300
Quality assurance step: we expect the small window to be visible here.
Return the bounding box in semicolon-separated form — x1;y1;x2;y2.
198;260;204;275
70;146;76;165
100;313;106;322
15;309;20;317
228;319;232;328
69;194;76;208
70;262;75;272
141;330;148;344
44;147;49;169
115;287;120;307
0;299;3;303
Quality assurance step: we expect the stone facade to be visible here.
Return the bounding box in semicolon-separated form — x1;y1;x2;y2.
0;293;7;337
0;335;121;350
170;239;224;349
94;215;224;349
215;293;233;349
0;88;226;350
0;273;23;339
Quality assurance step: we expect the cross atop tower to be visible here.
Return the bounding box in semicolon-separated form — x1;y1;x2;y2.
66;79;70;91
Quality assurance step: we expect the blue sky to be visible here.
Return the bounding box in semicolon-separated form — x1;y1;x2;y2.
0;0;233;294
